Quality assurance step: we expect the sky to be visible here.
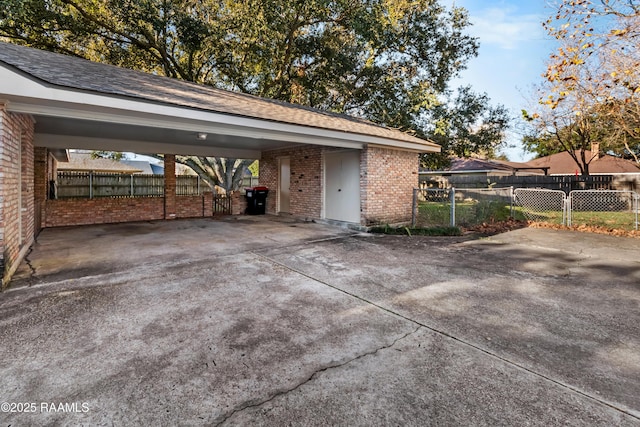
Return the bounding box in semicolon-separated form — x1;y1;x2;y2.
447;0;558;161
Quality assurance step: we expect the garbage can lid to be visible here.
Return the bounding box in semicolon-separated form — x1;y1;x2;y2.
253;186;269;191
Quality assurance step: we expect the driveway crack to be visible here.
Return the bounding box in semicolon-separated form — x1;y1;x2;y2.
212;325;421;426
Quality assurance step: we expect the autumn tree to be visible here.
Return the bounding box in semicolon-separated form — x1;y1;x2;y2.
525;0;640;174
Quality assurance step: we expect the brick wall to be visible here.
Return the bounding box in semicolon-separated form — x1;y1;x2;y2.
261;144;418;225
45;197;165;227
260;146;323;218
44;194;218;227
361;146;419;225
0;107;35;286
175;195;207;218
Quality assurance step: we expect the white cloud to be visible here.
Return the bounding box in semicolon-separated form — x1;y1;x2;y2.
469;7;544;50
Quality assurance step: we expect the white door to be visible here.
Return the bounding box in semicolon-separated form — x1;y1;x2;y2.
325;150;361;223
279;157;290;213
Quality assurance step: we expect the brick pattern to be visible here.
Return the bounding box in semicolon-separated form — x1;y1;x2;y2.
45;197;165;227
229;191;245;215
0;108;35;286
261;145;418;225
260;146;323;218
44;194;216;227
175;195;205;218
164;154;176;219
33;147;49;234
361;146;419;225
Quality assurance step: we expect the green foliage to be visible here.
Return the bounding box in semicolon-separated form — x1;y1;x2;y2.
1;1;510;178
248;160;259;177
91;150;124;161
369;225;461;236
0;0;479;132
420;86;510;170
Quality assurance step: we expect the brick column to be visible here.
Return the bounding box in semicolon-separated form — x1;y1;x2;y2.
34;147;48;231
203;192;213;217
230;191;246;215
164;154;176;219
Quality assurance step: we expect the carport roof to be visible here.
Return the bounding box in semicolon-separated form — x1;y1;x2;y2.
0;42;439;154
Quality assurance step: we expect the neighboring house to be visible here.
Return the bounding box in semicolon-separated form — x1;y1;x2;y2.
0;41;439;286
421;157;549;178
527;151;640;175
59;152;143;173
120;160;157;174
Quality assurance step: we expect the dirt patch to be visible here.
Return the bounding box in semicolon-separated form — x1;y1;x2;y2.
528;221;640;239
462;218;640;239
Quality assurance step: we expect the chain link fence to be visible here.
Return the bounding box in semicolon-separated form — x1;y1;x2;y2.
412;187;514;227
568;190;639;231
413;187;639;231
513;189;566;225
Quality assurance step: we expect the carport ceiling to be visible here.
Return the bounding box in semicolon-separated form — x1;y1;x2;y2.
34;116;296;159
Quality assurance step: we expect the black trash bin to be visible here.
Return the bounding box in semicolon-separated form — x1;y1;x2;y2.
245;186;269;215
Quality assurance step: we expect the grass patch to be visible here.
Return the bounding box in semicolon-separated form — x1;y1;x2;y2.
417;200;521;226
370;225;462;236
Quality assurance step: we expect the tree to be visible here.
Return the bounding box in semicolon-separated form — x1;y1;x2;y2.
147;155;251;193
420;86;510;170
528;0;640;172
1;1;484;186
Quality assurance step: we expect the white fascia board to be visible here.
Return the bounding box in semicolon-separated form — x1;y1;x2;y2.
35;134;262;158
0;65;438;152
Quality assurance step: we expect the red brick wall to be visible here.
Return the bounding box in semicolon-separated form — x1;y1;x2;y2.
164;154;176;219
45;197;165;227
44;194;216;227
175;195;206;218
0;107;35;286
260;146;323;218
361;146;419;225
261;144;417;225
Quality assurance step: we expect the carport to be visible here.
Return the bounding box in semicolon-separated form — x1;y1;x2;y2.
0;42;439;286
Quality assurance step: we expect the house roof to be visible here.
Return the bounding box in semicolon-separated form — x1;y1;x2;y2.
421;157;548;175
527;151;640;175
58;152;143;173
120;160;156;174
0;42;438;155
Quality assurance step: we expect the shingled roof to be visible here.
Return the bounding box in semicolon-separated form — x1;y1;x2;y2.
57;152;143;173
0;42;437;149
528;151;640;175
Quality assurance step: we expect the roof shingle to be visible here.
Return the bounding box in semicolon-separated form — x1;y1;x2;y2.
0;41;437;148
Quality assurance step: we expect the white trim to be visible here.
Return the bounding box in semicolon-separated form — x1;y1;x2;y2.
35;134;262;159
0;65;440;153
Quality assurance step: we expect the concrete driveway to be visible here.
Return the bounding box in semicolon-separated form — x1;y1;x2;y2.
1;216;639;426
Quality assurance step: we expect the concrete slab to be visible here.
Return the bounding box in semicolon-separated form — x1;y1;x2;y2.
1;218;639;425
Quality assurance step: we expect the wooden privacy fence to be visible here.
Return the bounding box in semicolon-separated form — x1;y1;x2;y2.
56;172;206;198
420;174;638;193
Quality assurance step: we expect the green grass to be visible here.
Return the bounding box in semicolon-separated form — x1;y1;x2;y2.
570;211;638;230
417;200;519;227
417;201;638;231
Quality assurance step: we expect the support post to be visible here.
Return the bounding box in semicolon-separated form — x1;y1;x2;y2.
450;187;456;227
164;154;176;219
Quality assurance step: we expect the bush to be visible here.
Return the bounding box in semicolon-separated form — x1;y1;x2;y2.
369;225;462;236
